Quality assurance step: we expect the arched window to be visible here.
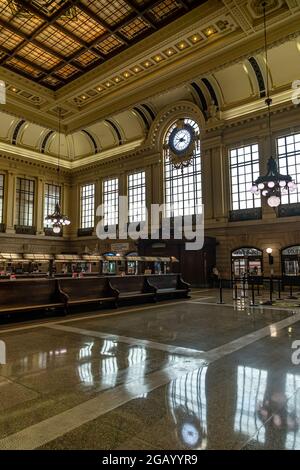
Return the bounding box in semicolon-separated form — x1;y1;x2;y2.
164;118;202;217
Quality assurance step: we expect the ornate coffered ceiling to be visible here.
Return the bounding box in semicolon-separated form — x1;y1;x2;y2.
0;0;203;88
0;0;300;134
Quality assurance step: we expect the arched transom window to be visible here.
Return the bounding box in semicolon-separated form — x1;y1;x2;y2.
164;118;202;217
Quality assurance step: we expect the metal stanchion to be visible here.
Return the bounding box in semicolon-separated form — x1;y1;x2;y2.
217;278;225;304
262;276;273;305
232;279;238;300
241;276;246;298
277;279;281;300
270;276;273;304
250;279;258;307
288;283;297;300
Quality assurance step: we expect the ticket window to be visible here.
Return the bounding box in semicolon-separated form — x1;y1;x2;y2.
102;260;116;274
126;252;139;275
284;260;299;276
282;247;300;276
127;261;137;275
233;258;247;277
232;248;263;278
154;262;162;274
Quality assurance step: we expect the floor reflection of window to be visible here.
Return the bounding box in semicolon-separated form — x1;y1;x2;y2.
167;367;208;449
78;361;94;386
79;341;94;359
285;373;300;449
101;339;116;356
101;357;118;388
235;366;267;443
127;346;148;398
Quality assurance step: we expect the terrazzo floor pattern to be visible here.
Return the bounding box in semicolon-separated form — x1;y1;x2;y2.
1;288;300;450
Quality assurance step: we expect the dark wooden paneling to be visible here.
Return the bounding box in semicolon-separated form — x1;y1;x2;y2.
138;237;216;287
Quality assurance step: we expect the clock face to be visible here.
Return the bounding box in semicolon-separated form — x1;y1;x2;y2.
169;124;194;155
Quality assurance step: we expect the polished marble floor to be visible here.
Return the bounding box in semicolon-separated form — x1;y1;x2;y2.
1;288;300;450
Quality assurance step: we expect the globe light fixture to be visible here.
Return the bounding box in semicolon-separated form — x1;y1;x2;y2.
249;3;296;208
45;108;71;234
266;248;273;254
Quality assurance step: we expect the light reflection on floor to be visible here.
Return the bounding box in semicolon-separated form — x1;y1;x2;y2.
1;293;300;450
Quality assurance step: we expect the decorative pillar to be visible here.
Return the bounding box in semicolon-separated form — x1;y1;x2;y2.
5;171;16;233
93;177;102;236
68;183;79;238
203;136;229;222
145;165;152;231
201;148;213;221
260;133;277;220
36;177;44;235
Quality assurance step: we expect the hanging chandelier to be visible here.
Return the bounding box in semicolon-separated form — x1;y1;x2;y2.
249;2;296;208
45;202;71;234
45;108;71;234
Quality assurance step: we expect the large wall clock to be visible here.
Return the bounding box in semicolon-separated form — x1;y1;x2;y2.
167;120;196;169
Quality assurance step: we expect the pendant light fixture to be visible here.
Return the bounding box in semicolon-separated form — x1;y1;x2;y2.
45;108;71;233
249;2;296;208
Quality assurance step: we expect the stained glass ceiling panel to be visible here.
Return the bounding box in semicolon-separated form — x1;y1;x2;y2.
0;0;203;89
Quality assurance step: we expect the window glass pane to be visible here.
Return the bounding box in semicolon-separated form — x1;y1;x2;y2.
103;178;118;226
0;174;4;224
128;171;146;222
229;144;261;211
164;119;202;217
80;183;95;229
276;133;300;204
15;177;35;226
44;183;61;228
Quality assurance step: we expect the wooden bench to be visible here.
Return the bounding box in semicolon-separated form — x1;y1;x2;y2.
0;279;68;316
108;275;156;304
58;277;116;311
147;274;190;298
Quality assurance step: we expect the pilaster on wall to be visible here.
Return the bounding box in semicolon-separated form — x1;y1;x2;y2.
36;177;45;236
202;135;229;223
118;168;126;196
5;171;16;234
93;177;102;236
259;134;277;221
68;183;79;239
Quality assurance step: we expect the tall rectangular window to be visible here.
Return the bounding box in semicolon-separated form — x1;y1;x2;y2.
277;133;300;205
164;119;202;217
44;183;61;228
230;144;261;211
128;171;146;222
80;183;95;229
16;178;35;226
0;175;4;224
103;178;118;226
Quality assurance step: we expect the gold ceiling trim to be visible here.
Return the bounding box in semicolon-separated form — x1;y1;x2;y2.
0;138;144;169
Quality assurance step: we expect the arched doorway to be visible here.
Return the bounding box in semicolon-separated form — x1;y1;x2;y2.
281;246;300;276
231;247;263;278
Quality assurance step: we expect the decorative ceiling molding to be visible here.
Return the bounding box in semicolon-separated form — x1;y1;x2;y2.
0;0;299;135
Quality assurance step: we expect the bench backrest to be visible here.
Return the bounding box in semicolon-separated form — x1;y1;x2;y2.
58;277;108;300
0;279;58;308
147;274;179;290
109;276;146;293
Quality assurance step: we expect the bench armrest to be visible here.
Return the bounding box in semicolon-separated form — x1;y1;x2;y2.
108;281;119;298
56;280;69;304
177;276;190;290
145;279;157;294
